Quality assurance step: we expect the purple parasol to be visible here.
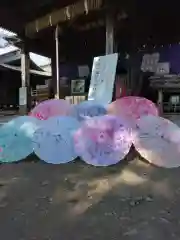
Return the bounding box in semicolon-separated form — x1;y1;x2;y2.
74;115;132;166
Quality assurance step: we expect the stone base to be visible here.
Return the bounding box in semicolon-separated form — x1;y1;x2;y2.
19;105;28;115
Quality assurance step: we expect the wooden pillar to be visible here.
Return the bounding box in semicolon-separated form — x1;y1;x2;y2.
51;26;60;99
55;25;60;99
19;44;30;115
105;11;115;54
51;48;56;98
158;89;163;115
105;10;116;101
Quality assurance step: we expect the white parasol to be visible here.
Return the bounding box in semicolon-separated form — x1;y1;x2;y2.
33;116;80;164
133;115;180;168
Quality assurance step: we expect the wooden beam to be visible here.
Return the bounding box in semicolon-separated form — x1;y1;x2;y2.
25;0;102;37
105;11;115;54
0;50;21;64
0;63;52;76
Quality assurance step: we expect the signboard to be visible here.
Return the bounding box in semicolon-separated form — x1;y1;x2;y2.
71;79;85;94
141;53;160;72
156;62;170;75
19;87;27;106
88;53;118;105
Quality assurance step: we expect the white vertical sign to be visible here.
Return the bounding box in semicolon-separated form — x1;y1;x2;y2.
88;53;118;105
19;87;27;106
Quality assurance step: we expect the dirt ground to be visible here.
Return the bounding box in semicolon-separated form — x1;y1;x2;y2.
0;155;180;240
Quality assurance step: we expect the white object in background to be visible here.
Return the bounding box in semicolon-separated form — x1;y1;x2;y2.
170;96;179;104
19;87;27;106
36;84;48;89
78;65;90;77
156;62;170;75
141;53;160;72
0;37;9;48
88;53;118;105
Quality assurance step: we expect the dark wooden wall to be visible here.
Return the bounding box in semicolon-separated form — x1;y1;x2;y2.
0;68;47;107
0;69;20;106
51;26;106;97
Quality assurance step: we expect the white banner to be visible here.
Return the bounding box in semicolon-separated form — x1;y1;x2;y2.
88;53;118;105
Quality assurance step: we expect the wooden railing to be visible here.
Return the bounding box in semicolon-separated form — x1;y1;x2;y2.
31;89;49;102
65;95;87;104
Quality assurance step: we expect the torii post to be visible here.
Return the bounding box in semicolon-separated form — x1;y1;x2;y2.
19;43;30;114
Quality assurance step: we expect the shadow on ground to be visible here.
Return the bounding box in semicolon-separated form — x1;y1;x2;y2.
0;154;180;240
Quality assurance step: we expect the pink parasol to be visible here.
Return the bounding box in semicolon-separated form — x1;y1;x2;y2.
74;115;132;166
107;96;159;125
29;99;71;120
133;115;180;168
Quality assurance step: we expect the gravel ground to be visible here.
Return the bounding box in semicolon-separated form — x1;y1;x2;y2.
0;157;180;240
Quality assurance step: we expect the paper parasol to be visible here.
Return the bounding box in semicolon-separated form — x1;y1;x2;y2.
69;100;107;122
107;96;158;124
33;116;80;164
0;116;40;162
29;99;71;120
74;115;132;166
133;115;180;168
